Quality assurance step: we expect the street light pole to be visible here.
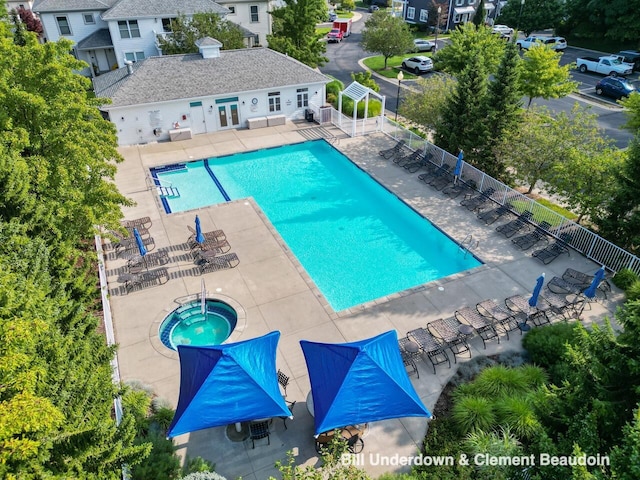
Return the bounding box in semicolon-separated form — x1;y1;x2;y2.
515;0;525;39
434;6;442;52
395;70;404;122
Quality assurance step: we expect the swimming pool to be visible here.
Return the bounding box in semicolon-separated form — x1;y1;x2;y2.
151;140;482;311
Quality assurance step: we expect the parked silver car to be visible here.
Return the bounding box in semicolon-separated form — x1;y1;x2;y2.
413;39;435;52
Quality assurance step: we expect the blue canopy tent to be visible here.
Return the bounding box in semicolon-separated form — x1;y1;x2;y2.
167;331;290;438
300;331;432;435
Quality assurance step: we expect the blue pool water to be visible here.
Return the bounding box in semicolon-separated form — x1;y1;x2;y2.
152;140;482;311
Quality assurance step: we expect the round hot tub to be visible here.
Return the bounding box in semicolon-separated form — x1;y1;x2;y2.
159;299;237;350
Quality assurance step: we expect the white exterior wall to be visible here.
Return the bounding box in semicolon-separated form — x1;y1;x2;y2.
39;10;107;43
7;0;34;11
107;17;161;69
108;84;326;146
221;0;270;45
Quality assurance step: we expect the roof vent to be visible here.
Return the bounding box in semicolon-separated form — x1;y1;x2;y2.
196;37;223;59
124;60;134;75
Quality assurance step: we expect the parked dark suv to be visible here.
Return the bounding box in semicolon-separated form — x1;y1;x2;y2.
616;50;640;72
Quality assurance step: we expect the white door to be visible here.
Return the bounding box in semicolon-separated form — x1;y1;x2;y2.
189;102;207;135
217;102;240;130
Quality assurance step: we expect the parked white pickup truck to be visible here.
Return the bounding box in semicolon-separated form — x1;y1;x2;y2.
576;56;633;77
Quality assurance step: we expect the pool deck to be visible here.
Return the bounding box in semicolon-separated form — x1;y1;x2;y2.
108;122;624;480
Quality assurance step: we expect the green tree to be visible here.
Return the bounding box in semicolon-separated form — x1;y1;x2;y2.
565;0;640;43
399;74;457;132
473;0;486;27
267;0;328;68
610;406;640;480
620;93;640;133
497;0;565;36
157;13;245;54
350;71;379;92
341;0;356;12
519;45;577;107
435;54;491;171
434;23;505;76
360;11;413;69
597;138;640;253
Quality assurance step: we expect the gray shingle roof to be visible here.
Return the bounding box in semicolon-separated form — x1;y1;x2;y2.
102;0;229;20
93;48;330;108
33;0;117;13
77;28;113;49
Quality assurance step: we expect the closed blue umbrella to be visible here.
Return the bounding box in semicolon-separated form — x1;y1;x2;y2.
529;273;545;307
195;215;205;244
133;228;147;258
584;266;605;299
454;150;464;184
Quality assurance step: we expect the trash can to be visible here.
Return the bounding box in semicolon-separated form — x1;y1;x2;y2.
305;109;314;122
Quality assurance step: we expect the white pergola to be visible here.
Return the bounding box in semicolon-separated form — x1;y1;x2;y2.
338;81;386;137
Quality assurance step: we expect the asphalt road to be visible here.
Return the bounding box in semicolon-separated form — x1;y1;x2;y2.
319;12;635;148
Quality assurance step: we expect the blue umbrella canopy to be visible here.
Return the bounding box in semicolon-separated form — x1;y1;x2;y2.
300;331;432;435
133;228;147;258
195;215;205;244
529;273;545;307
167;331;290;438
584;266;605;299
454;150;464;177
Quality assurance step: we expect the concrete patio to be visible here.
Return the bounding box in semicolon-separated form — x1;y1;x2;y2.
106;122;624;479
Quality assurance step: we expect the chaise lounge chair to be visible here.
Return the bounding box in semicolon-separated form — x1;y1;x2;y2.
194;251;240;273
404;151;434;173
406;328;451;374
379;139;406;160
476;299;522;340
118;267;169;293
511;221;552;250
187;226;226;249
428;165;454;190
477;203;513;225
427;317;472;361
112;231;156;256
454;307;500;348
127;249;170;273
532;234;572;265
496;211;534;238
460;187;496;212
442;179;476;199
393;149;422;167
121;216;152;230
547;268;611;299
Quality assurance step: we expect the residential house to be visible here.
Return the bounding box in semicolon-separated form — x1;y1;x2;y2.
32;0;271;76
93;39;329;146
6;0;35;12
393;0;500;31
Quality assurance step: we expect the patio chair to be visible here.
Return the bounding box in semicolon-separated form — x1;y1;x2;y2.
277;369;290;397
187;225;226;245
417;163;442;184
379;139;406;159
454;306;500;348
404;151;434;173
121;216;152;230
114;233;156;257
541;288;585;319
194;251;240;274
127;249;170;273
442;179;476;199
532;238;571;265
426;317;471;362
511;221;552;250
460;187;496;212
496;211;534;238
476;299;522;340
190;237;232;254
118;267;169;293
477;203;513;225
279;400;296;430
406;328;451;374
393;149;422;167
316;426;364;454
560;268;611;298
249;419;271;448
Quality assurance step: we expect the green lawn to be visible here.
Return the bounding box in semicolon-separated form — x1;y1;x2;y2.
362;56;421;79
317;27;331;36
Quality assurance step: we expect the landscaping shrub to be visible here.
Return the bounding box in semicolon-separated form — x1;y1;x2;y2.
613;268;639;291
495;395;542;439
627;280;640;301
416;417;475;479
521;322;580;384
325;79;344;98
451;395;496;433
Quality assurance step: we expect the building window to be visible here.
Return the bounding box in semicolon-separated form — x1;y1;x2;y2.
124;51;145;62
118;20;141;39
419;9;428;22
250;5;259;22
161;18;176;32
227;5;236;14
56;16;71;35
454;13;462;23
268;91;281;112
406;7;415;20
455;0;465;5
296;88;309;108
83;13;95;24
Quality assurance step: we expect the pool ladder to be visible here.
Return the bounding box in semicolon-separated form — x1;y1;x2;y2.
459;234;479;258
